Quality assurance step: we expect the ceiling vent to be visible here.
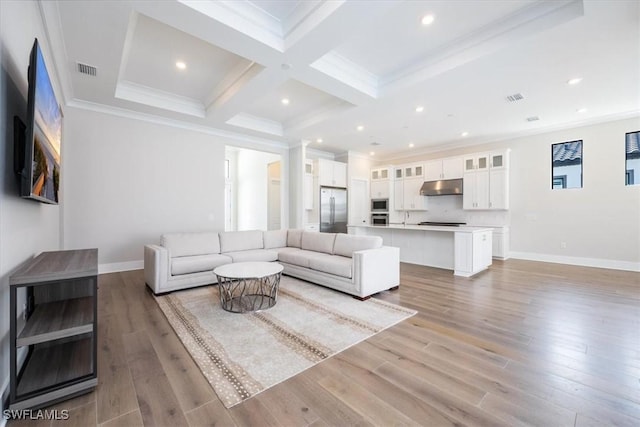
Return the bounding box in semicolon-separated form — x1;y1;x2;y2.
506;93;524;102
76;62;97;77
526;116;540;122
370;142;380;146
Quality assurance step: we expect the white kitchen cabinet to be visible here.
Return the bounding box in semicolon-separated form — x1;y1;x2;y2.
464;149;509;210
318;159;347;188
370;167;390;181
489;168;509;209
393;176;427;211
371;180;390;199
425;157;464;180
393;179;404;210
393;163;426;211
464;154;489;172
403;163;424;179
491;227;510;259
463;170;489;209
370;166;391;199
454;230;492;277
403;177;427;211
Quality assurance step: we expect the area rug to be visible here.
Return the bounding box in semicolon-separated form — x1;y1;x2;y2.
154;276;416;408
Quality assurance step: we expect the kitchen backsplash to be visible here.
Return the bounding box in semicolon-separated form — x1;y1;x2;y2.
399;195;510;227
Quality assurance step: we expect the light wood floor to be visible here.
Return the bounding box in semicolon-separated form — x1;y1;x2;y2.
11;260;640;426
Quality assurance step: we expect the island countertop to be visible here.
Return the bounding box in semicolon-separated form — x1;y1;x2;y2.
348;224;493;277
348;224;493;233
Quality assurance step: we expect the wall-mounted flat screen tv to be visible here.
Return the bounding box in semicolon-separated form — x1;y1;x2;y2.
21;38;62;204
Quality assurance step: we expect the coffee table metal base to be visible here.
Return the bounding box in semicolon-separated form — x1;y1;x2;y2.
216;273;282;313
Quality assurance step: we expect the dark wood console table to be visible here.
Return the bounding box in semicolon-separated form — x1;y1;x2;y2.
9;249;98;410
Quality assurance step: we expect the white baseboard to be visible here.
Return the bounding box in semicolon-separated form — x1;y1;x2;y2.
98;260;143;274
509;252;640;272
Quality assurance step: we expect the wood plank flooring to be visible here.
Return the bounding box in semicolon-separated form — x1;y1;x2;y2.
10;259;640;426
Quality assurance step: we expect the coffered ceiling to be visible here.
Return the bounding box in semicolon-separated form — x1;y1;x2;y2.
42;0;640;158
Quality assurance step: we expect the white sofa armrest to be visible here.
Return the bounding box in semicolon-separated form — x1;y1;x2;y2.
352;246;400;298
144;244;169;294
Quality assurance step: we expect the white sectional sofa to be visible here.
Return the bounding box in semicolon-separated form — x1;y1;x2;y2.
144;229;399;299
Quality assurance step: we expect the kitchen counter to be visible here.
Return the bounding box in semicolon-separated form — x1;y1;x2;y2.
350;224;493;233
348;224;493;277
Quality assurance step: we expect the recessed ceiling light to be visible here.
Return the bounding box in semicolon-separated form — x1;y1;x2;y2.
369;151;375;156
567;77;583;85
281;98;290;105
461;131;469;137
175;61;186;70
576;108;587;113
316;138;323;143
415;106;424;113
421;14;435;26
357;125;364;131
409;143;415;148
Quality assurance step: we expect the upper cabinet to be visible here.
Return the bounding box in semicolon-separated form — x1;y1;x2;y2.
463;150;510;210
318;159;347;188
425;157;463;181
370;166;391;199
371;167;389;181
392;162;427;211
464;154;490;172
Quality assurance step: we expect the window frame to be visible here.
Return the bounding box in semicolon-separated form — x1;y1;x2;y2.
551;140;583;190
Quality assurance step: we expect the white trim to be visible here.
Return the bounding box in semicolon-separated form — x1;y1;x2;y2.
98;260;143;274
380;110;640;163
66;99;289;152
509;252;640;272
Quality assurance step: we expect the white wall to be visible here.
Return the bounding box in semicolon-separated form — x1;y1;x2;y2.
381;117;640;270
234;148;280;230
0;0;63;415
63;107;226;270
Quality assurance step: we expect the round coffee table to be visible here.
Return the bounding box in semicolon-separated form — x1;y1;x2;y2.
213;262;284;313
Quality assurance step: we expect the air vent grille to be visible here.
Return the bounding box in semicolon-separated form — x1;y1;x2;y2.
370;142;380;146
77;62;97;76
526;116;540;122
506;93;524;102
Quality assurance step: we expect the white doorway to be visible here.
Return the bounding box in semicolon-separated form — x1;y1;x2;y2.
350;178;369;226
267;161;281;230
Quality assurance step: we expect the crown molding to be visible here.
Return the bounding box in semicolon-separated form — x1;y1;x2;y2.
378;110;640;163
115;81;205;118
66;98;290;152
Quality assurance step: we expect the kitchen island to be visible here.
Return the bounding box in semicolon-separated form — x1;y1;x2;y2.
348;224;492;277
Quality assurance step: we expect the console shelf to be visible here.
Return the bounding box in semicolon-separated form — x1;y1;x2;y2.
17;297;94;346
9;249;98;410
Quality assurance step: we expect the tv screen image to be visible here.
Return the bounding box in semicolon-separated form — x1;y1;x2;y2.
23;38;61;204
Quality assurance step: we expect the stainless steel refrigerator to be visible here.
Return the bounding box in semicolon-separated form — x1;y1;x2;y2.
320;187;347;233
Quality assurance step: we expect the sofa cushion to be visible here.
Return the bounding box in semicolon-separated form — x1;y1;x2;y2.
301;231;337;255
171;254;231;276
224;249;278;263
219;230;263;253
161;232;220;257
333;234;383;258
287;229;304;248
308;254;352;279
278;249;319;268
264;230;287;249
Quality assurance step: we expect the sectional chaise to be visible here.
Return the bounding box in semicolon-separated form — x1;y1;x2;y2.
144;229;400;300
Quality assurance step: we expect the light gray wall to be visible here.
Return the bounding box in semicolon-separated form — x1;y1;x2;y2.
382;117;640;269
62;106;226;270
1;0;63;411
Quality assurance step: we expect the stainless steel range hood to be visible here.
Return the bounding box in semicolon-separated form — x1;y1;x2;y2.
420;178;463;196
